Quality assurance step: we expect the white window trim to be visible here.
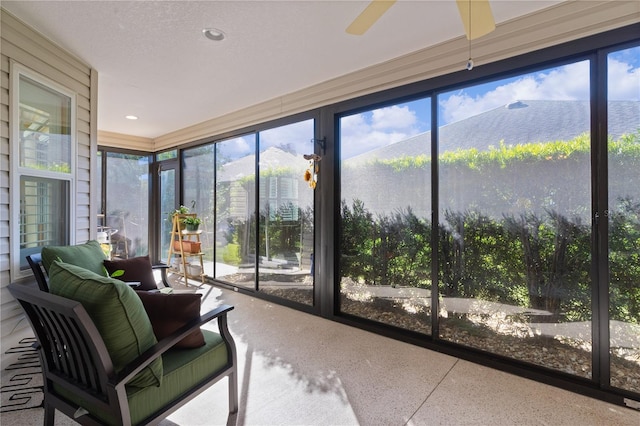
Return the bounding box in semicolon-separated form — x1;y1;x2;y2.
10;61;77;279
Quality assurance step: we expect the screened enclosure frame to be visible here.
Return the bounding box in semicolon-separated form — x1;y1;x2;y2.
96;23;640;409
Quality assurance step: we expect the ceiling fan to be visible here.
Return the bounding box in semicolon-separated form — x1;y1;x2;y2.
346;0;496;40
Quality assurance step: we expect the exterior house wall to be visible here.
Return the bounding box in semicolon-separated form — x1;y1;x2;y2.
0;10;96;340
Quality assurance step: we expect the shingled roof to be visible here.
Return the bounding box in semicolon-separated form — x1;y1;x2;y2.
217;146;308;182
347;100;639;165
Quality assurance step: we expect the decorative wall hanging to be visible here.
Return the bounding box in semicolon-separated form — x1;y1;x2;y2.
303;153;321;189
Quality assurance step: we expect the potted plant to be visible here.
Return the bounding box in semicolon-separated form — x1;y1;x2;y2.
182;215;202;232
169;205;190;218
169;205;190;229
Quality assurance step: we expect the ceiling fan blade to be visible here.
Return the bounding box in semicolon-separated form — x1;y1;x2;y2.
456;0;496;40
346;0;397;36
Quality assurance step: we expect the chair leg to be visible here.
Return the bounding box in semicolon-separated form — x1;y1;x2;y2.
227;371;238;426
226;411;238;426
43;403;55;426
228;371;238;414
160;267;172;288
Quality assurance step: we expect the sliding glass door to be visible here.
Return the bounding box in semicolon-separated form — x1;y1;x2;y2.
158;159;178;263
214;134;257;289
257;119;315;305
437;60;593;377
104;152;150;258
336;44;640;392
179;117;317;306
607;45;640;394
339;98;433;334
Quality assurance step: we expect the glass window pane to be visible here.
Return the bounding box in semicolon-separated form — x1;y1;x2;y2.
15;68;74;275
105;153;149;257
19;75;72;173
183;145;215;277
97;150;103;212
257;119;315;305
607;44;640;393
215;134;257;288
339;98;432;334
19;176;70;269
438;61;593;377
157;150;177;161
160;167;176;263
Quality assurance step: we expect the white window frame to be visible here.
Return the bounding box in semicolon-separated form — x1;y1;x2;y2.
10;62;77;279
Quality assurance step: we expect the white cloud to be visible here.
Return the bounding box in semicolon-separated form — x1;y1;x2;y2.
371;105;417;130
340;105;421;158
440;61;592;124
608;56;640;101
216;119;316;160
339;55;638;158
217;136;253;161
259;119;314;153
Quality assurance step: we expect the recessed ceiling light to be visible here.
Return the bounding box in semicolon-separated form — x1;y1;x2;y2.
125;115;138;120
203;28;225;41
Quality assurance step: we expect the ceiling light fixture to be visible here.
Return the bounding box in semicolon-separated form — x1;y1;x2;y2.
202;28;225;41
125;115;138;120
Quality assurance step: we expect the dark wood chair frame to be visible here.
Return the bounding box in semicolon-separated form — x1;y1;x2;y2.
8;282;239;426
26;253;173;293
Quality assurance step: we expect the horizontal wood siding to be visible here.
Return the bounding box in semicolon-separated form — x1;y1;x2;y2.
1;9;95;340
1;39;10;334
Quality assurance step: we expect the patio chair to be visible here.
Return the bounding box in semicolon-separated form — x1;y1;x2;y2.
8;275;238;426
26;241;172;293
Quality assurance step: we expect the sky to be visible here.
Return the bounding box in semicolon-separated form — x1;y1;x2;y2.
213;47;639;161
215;119;315;162
341;46;639;159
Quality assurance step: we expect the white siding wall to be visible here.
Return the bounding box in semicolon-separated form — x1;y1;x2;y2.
0;10;96;339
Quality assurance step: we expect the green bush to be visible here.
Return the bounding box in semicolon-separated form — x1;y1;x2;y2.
340;131;640;324
221;243;241;265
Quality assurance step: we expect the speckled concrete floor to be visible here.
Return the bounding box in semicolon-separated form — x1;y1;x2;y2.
2;284;639;426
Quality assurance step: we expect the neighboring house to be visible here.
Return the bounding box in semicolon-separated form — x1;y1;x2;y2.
344;100;640;219
216;146;314;265
348;100;639;165
217;146;313;222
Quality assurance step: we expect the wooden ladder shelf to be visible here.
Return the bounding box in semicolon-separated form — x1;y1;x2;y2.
166;214;205;287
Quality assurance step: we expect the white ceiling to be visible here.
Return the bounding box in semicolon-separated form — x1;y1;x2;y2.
2;0;561;139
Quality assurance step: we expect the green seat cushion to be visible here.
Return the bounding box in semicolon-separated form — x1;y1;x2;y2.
48;261;162;389
126;330;229;425
59;330;229;425
41;240;107;276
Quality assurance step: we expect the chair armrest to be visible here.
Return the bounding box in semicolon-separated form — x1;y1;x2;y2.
113;304;234;386
152;263;172;288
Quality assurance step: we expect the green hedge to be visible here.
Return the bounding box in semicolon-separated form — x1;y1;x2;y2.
340;131;640;323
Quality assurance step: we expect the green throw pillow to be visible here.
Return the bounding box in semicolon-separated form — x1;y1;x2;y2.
41;240;107;277
48;261;163;388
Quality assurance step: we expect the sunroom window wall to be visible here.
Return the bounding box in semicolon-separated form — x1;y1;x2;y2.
95;26;639;406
